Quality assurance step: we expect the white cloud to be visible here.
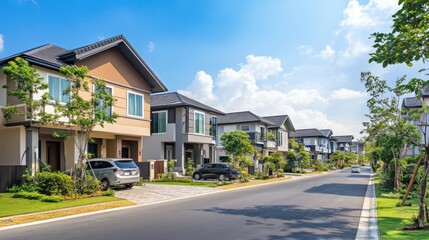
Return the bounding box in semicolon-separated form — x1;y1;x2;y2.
0;34;3;53
298;45;313;55
148;42;155;53
320;45;335;60
179;55;362;136
330;88;366;100
340;0;375;28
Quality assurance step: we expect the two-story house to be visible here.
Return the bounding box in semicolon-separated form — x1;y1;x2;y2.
289;128;335;163
216;111;294;167
401;96;425;157
142;92;224;174
0;35;167;190
263;115;295;155
333;135;354;152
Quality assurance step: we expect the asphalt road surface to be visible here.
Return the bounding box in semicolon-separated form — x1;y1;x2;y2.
0;168;371;240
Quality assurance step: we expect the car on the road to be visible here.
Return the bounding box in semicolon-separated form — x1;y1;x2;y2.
351;165;361;173
87;158;140;190
193;163;240;181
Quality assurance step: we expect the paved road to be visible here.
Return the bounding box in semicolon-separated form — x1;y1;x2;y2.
0;168;371;240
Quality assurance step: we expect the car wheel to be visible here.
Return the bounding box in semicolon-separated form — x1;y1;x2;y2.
193;173;201;180
125;184;134;189
218;174;226;181
101;179;110;191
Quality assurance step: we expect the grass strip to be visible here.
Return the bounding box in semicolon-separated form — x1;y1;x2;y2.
0;200;135;227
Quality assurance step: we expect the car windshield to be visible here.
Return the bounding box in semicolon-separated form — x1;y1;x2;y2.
352;166;359;168
114;160;137;168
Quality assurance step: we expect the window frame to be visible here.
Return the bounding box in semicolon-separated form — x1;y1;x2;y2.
127;90;144;118
93;84;114;118
240;125;250;132
47;74;71;104
194;110;205;135
151;110;168;134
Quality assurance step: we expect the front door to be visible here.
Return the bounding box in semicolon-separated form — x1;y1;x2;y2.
185;150;194;166
121;147;129;158
46;141;61;171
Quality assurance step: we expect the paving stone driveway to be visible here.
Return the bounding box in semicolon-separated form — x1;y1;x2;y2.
115;184;222;205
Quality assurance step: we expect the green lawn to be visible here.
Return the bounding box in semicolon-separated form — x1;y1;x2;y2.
0;193;123;218
144;181;220;188
376;180;429;239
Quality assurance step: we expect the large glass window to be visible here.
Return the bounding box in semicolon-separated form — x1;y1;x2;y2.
151;111;167;133
49;76;70;103
194;111;205;134
95;85;113;117
128;92;143;117
240;125;250;131
210;117;217;138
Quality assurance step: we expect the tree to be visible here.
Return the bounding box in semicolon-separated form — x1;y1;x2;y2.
287;139;311;172
220;130;255;168
53;65;118;194
369;0;429;229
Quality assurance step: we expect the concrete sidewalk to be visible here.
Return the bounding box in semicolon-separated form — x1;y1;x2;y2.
115;184;222;205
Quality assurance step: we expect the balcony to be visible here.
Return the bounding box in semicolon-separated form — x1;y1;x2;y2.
265;140;276;149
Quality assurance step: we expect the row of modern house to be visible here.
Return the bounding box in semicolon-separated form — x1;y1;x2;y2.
0;35;362;190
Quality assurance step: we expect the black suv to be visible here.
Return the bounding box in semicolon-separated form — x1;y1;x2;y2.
193;163;240;181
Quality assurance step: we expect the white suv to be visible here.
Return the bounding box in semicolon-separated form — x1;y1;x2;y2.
88;158;140;190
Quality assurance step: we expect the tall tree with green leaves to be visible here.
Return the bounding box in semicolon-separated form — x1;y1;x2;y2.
220;130;255;168
368;0;429;229
287;139;311;172
54;65;118;194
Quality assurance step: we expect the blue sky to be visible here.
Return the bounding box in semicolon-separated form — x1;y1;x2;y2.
0;0;419;138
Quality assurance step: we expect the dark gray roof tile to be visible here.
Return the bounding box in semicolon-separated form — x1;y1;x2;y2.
151;92;224;115
217;111;274;125
333;135;354;143
290;128;326;138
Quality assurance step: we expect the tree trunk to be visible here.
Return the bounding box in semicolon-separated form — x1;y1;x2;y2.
394;159;400;192
401;157;422;206
417;155;429;228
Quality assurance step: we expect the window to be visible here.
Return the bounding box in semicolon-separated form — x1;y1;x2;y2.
128;92;143;117
151;111;167;134
278;132;283;146
49;76;70;103
210;117;217;138
240;125;250;131
194;111;205;134
95;85;113;117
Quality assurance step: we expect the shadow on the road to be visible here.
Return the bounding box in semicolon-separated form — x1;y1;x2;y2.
304;183;368;197
347;174;371;179
196;204;361;239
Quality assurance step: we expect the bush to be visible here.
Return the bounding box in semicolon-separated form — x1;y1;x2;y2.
381;192;402;199
34;172;74;196
155;173;193;183
277;169;285;177
41;195;64;202
12;191;45;200
102;189;115;197
6;184;36;193
83;175;101;195
185;158;195;176
240;172;251;182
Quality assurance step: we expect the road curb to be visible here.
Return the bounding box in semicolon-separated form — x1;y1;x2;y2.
355;174;380;240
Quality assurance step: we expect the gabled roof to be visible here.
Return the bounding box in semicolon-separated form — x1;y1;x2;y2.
0;35;167;93
333;135;354;143
289;128;326;138
263;115;295;132
402;97;422;109
217;111;274;125
320;129;333;138
151;92;224;115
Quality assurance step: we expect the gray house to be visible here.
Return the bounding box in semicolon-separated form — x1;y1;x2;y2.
333;135;354;152
289;128;336;163
216;111;294;167
142;92;224;174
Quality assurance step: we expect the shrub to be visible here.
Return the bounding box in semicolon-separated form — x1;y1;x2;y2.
381;192;402;199
34;172;74;196
12;191;45;200
185;158;195;176
240;172;251;182
102;189;115;197
277;169;285;177
82;175;101;195
135;177;144;186
155;173;193;183
6;184;36;193
41;195;64;202
39;159;51;172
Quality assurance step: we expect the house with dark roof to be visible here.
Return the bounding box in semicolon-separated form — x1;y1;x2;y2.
289;128;336;163
401;96;425;157
333;135;354;152
142;92;224;173
351;140;365;155
0;35;167;190
216;111;295;167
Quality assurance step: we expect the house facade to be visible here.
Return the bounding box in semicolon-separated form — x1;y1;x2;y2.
216;111;294;167
0;35;167;190
142;92;224;174
333;135;354;152
289;128;336;163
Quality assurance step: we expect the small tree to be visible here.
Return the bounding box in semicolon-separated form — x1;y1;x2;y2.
54;65;118;194
185;157;194;176
265;152;286;176
287;139;311;172
220;130;255;168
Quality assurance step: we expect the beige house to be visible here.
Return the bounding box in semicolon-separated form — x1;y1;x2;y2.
0;35;167;190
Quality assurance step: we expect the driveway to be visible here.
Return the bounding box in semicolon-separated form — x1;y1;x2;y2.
114;184;222;205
